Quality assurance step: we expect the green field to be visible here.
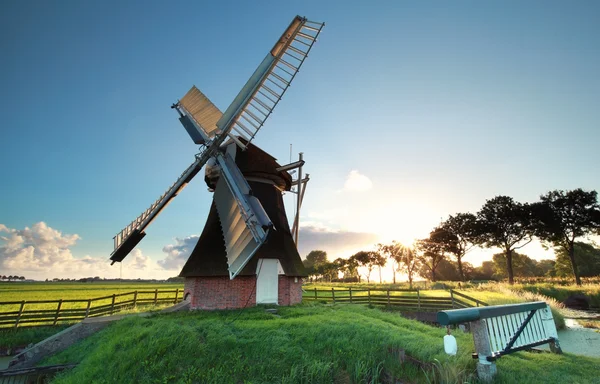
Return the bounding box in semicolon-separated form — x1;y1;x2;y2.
0;282;185;330
0;282;184;303
0;282;184;309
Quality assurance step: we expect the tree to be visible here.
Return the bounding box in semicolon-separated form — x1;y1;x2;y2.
532;189;600;285
491;252;543;279
303;250;328;281
333;258;348;280
378;241;404;284
476;196;534;285
345;256;360;282
470;261;495;281
439;213;479;281
350;251;382;283
303;250;328;270
554;242;600;278
429;259;460;281
318;262;339;282
416;228;450;282
400;246;420;289
372;252;387;284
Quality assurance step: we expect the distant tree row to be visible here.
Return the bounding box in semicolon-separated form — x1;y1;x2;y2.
0;275;26;281
303;188;600;286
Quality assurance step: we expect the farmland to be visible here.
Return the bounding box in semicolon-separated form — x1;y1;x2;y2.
0;282;185;330
0;282;184;303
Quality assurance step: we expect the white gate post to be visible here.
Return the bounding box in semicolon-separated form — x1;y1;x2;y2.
541;304;562;354
470;319;497;382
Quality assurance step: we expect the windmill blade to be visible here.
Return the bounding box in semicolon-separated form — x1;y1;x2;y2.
178;86;223;144
213;152;272;279
110;152;210;264
216;16;324;150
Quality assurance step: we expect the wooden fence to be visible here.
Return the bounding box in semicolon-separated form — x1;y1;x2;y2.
0;289;183;329
302;288;487;311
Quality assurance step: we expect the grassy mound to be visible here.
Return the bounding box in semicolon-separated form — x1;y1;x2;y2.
44;304;600;384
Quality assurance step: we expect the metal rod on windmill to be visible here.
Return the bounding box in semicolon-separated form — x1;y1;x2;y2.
291;173;309;238
108;16;324;282
295;152;303;245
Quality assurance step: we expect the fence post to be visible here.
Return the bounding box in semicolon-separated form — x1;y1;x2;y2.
154;289;158;305
174;288;179;304
314;288;317;300
471;319;497;382
133;291;138;307
349;287;353;303
387;290;390;307
110;294;116;315
85;299;91;318
368;289;371;305
14;301;25;328
331;288;336;304
417;289;421;310
450;289;455;309
53;299;63;326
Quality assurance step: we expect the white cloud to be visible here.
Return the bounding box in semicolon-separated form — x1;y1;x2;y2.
0;222;171;280
159;235;199;270
343;170;373;192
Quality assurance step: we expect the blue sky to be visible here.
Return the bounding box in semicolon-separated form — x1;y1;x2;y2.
1;1;599;279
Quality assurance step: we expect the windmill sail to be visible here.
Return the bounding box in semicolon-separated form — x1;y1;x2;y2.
213;151;272;279
178;86;223;144
216;16;324;149
110;153;210;263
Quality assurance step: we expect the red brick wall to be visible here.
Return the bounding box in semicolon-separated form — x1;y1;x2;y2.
278;276;303;306
184;276;256;310
185;275;303;309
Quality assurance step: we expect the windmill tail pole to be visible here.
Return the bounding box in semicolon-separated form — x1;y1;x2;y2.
294;152;303;245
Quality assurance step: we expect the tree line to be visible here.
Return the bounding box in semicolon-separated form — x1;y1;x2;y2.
0;275;26;281
303;188;600;286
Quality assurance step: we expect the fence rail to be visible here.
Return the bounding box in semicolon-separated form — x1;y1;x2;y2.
0;289;183;329
302;288;487;311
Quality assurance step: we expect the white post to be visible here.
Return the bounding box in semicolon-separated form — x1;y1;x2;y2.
541;304;562;353
470;319;497;382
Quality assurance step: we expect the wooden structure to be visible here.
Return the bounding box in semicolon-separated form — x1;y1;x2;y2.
302;288;486;311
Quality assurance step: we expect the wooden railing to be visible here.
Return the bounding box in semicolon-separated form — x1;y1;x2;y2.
0;289;184;329
302;288;487;311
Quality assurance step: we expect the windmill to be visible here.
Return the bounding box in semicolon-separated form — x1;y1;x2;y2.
109;16;324;309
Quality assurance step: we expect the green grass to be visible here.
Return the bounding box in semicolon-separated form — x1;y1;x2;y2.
42;304;600;384
45;304;473;384
0;325;69;350
517;283;600;309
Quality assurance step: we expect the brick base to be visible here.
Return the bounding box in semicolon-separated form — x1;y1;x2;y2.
184;276;303;310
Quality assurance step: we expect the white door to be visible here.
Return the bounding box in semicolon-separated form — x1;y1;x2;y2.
256;259;279;304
